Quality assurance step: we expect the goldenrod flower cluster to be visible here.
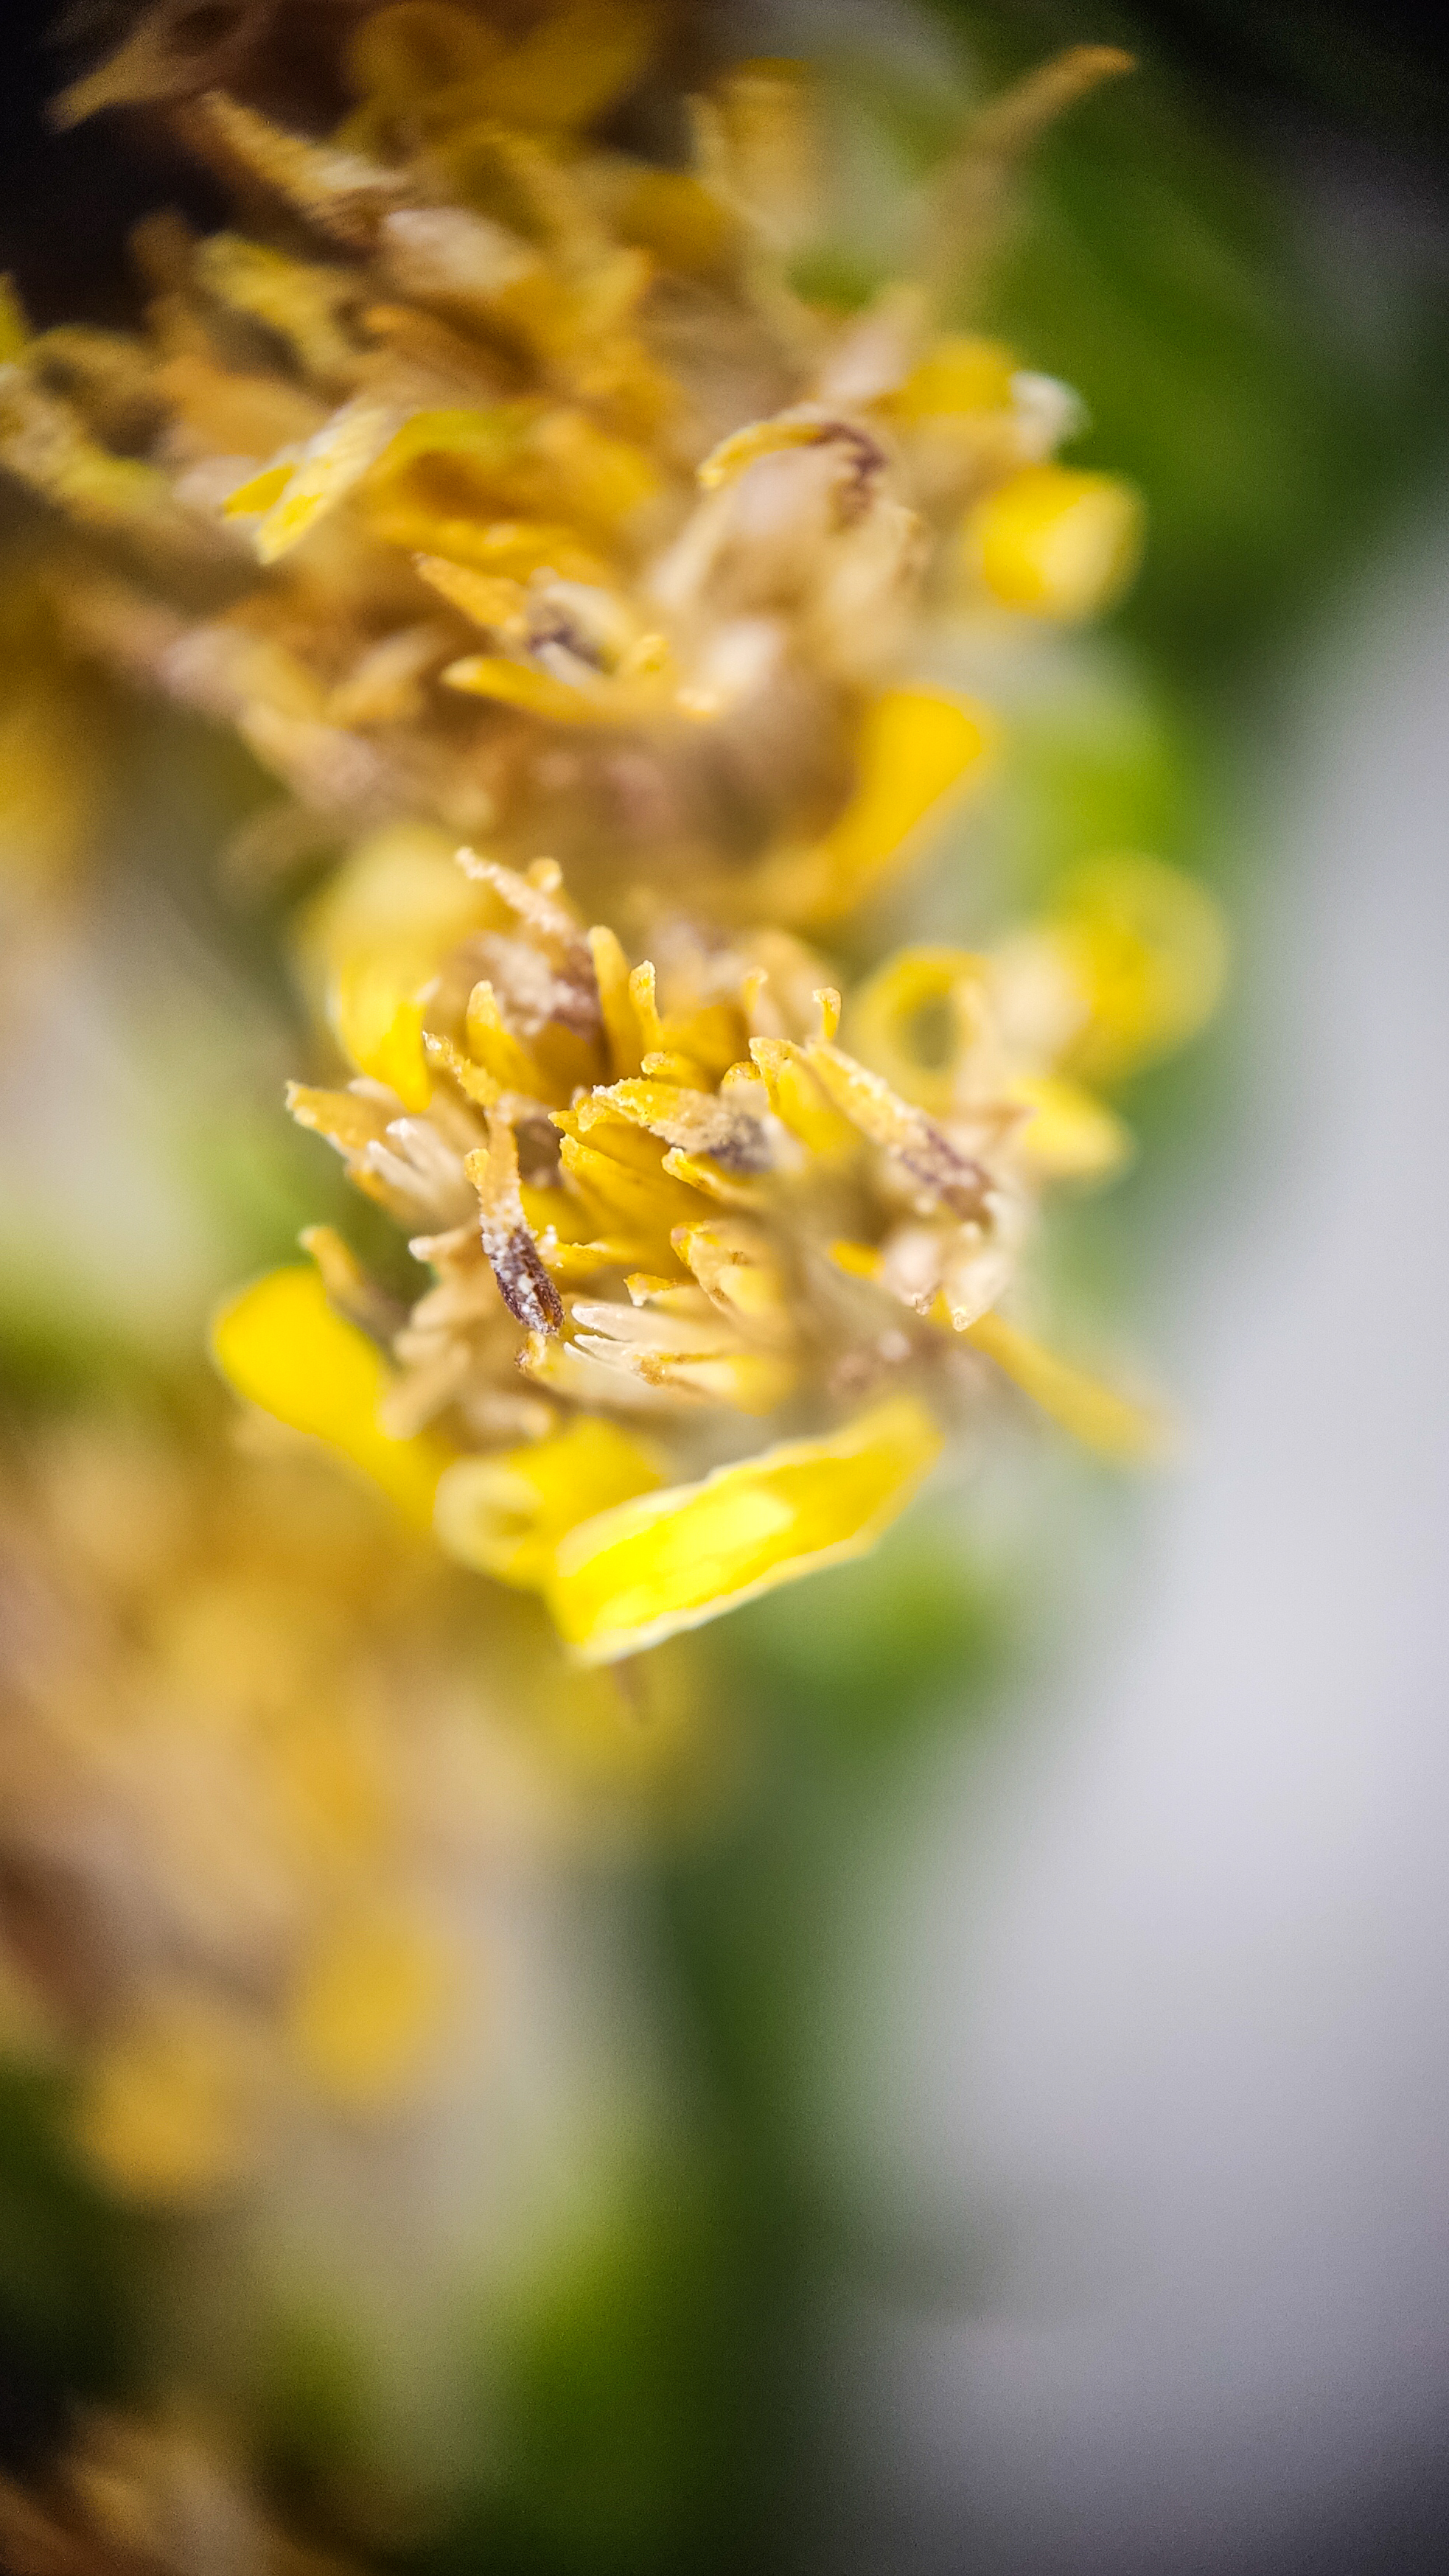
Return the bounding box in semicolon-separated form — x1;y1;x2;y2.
0;1;1225;1666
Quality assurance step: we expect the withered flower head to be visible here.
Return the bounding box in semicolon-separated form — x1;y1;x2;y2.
0;6;1223;1659
212;828;1222;1663
4;5;1138;904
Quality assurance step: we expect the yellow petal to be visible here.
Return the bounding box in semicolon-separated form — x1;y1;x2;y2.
304;822;487;981
211;1263;455;1525
253;400;404;562
652;1347;795;1414
221;459;297;517
1006;1073;1134;1181
541;1239;640;1285
559;1128;702;1249
414;554;527;629
848;943;989;1114
697;413;837;489
1041;852;1229;1083
545;1395;943;1662
828;1237;883;1282
526;406;662;531
427;1030;502;1113
881;334;1017;421
748;1036;858;1159
334;952;433;1108
443;652;668;725
965;1308;1166;1463
626;959;666;1055
803;1039;992;1218
675;1224;792;1333
306;822;495;1106
660;1147;765;1210
965;464;1144;621
366;505;610;584
434;1414;662;1586
443;653;607;720
465;977;556;1097
287;1082;391;1160
768;688;994;923
588;921;645;1075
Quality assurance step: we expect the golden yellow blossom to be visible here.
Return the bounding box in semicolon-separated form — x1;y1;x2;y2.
200;824;1208;1658
2;10;1132;922
2;7;1218;1661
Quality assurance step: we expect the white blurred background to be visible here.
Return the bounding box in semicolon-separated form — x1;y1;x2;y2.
814;482;1449;2572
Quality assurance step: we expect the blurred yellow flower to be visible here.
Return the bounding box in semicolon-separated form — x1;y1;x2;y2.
3;12;1130;922
0;1406;711;2206
0;7;1216;1664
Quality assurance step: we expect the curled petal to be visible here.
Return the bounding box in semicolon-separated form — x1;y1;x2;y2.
848;943;990;1115
1036;854;1230;1085
545;1395;943;1662
753;688;993;924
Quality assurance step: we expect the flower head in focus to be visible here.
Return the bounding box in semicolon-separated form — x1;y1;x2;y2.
206;824;1222;1662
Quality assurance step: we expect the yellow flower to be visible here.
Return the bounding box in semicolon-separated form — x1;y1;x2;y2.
2;13;1136;926
217;840;1189;1656
5;10;1213;1661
